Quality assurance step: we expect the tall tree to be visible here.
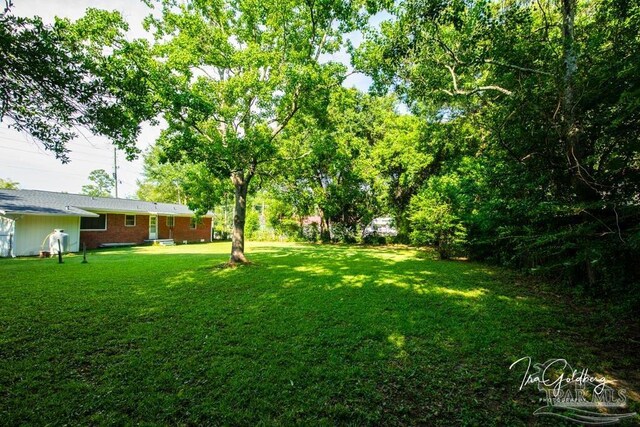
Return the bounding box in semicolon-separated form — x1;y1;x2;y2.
140;0;370;263
278;89;400;241
136;145;189;204
0;178;19;189
81;169;114;197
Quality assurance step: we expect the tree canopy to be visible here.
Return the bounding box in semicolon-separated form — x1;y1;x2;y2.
354;0;640;292
81;169;115;198
136;145;190;204
0;177;19;189
0;6;156;162
125;0;376;262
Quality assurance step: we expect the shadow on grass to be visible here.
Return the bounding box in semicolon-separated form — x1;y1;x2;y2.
0;243;637;426
156;244;638;424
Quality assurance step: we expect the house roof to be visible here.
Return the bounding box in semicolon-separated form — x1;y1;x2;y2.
0;189;213;217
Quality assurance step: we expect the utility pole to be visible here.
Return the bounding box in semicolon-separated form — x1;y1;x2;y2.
113;147;119;198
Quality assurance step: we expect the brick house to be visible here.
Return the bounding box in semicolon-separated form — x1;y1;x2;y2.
0;189;213;256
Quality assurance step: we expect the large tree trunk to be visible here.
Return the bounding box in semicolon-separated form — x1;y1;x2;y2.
562;0;579;182
230;171;250;264
322;217;331;242
562;0;594;200
317;208;331;242
562;0;598;289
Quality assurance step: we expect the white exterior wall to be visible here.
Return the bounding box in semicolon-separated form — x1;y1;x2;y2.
0;215;15;257
12;215;80;256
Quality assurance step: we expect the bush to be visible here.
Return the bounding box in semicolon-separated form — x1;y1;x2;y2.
331;223;357;244
362;233;387;245
245;209;261;239
273;218;301;239
302;222;319;242
408;190;467;259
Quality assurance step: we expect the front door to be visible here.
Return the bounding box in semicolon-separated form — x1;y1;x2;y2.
149;215;158;240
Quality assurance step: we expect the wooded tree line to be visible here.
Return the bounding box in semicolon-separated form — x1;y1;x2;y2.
2;0;638;296
351;0;640;296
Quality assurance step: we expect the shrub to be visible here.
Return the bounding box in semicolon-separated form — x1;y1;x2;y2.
362;233;387;245
408;190;467;259
302;222;319;242
245;209;261;239
331;223;357;244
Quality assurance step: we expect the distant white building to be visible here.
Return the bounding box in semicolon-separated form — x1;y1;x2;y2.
363;217;397;237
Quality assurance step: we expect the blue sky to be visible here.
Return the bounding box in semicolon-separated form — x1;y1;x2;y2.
0;0;384;197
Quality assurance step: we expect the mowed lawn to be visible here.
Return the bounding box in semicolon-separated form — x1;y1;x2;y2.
1;242;638;425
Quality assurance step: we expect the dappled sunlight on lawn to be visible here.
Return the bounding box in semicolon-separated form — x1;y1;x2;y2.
293;265;334;276
280;277;303;288
599;369;640;404
429;286;488;298
387;333;409;360
369;250;416;264
246;244;498;305
165;270;198;286
388;332;405;349
335;274;368;288
4;241;637;425
91;241;235;257
138;306;161;319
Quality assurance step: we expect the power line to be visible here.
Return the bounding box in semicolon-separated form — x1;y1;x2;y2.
0;146;143;174
0;133;108;150
0;136;110;154
0;133;146;155
0;162;90;178
0;140;116;160
0;134;148;194
0;137;145;162
0;144;53;156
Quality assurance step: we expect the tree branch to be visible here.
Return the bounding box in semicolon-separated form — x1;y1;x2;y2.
176;112;215;144
443;64;513;96
432;23;465;65
270;86;300;142
484;59;552;76
313;19;333;62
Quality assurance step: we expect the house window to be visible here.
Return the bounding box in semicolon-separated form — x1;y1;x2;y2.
81;214;107;230
166;216;175;227
125;215;136;227
189;217;199;229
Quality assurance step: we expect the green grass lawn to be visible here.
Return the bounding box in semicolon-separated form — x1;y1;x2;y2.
1;242;638;425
